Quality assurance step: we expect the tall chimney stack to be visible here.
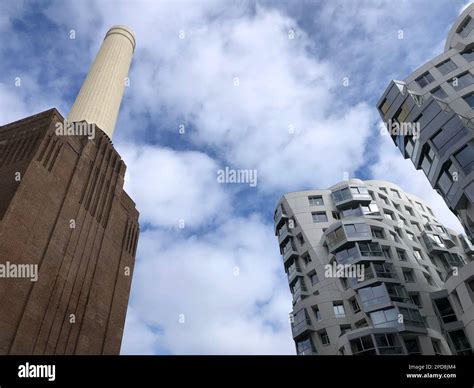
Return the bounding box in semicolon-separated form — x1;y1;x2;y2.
68;25;135;139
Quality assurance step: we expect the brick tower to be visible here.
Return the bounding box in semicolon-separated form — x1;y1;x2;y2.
0;25;139;355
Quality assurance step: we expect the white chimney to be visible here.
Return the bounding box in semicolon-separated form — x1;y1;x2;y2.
68;25;136;139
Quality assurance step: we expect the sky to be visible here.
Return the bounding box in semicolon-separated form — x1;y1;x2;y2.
0;0;471;354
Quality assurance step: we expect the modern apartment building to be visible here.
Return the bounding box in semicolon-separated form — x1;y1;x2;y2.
274;179;474;355
377;4;474;240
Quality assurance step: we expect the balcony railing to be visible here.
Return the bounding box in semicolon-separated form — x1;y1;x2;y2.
332;186;372;209
335;242;385;266
274;206;288;230
287;263;302;283
325;222;372;252
291;318;314;338
278;222;293;243
460;234;474;254
421;232;448;253
282;241;298;263
292;283;309;302
348;264;398;288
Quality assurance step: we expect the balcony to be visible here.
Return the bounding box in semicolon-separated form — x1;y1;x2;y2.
274;205;288;231
421;231;449;253
331;185;372;209
324;221;372;253
277;222;293;244
358;283;411;313
287;263;303;284
291;317;314;338
282;240;298;264
334;241;386;266
460;234;474;254
292;281;310;304
348;262;399;289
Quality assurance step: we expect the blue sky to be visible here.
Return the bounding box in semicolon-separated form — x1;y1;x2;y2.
0;0;471;354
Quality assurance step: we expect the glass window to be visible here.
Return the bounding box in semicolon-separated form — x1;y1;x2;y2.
421;145;438;176
448;330;472;355
390;189;401;198
413;250;423;261
434;297;457;323
405;338;421;355
332;187;351;203
403;269;415;282
333;302;346;318
382;246;392;259
345;224;356;234
461;47;474;62
296;337;316;355
432;339;443;355
308;196;324;206
436;59;457;75
431;119;467;156
464;92;474;107
350;297;360;313
359;242;382;256
355;223;369;233
319;329;330;346
375;333;403;354
370;307;398;327
359;284;389;308
387;283;409;302
410;292;422;307
313;306;322;321
350;335;375;355
457;15;474;38
451;72;474;91
312;212;328;223
339;325;351;336
397;250;407;261
437;163;456;195
399;308;425;327
371;227;384;239
431;86;448;99
415;72;435;88
454;145;474;175
468;277;474;293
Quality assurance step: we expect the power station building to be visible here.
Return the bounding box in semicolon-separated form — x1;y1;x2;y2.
0;26;139;354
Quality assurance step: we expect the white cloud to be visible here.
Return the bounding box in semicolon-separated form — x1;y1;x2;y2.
123;214;294;355
54;1;377;193
118;143;230;229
